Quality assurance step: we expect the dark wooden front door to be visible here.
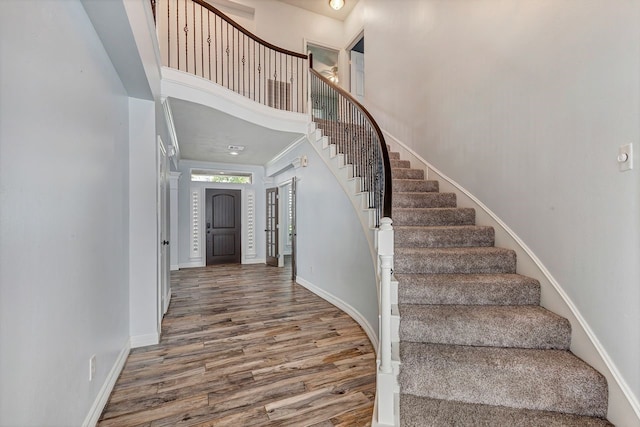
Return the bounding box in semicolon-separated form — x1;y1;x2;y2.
266;187;278;267
206;189;241;265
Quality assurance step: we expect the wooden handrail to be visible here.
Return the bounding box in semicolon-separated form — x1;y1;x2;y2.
309;65;392;221
156;0;308;113
191;0;307;60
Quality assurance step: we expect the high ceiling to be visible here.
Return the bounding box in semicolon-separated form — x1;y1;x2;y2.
274;0;359;21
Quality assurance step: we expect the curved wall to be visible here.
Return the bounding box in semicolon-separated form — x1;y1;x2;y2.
269;139;379;345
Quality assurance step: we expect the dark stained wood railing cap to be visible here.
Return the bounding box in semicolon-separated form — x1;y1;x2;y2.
191;0;308;59
309;68;393;219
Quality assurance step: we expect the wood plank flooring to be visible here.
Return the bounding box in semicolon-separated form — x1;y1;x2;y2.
99;264;376;426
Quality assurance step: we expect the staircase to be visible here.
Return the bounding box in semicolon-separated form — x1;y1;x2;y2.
390;151;613;426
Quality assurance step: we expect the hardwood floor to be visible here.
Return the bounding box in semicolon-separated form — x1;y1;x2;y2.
99;264;376;426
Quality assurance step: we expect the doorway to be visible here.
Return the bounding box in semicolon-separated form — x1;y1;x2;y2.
267;178;297;278
265;187;278;267
278;182;292;268
307;42;340;84
157;137;170;328
349;35;364;101
205;189;242;265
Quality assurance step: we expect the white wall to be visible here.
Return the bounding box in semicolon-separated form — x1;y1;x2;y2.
270;141;379;340
129;98;160;346
177;160;267;266
342;0;365;88
236;0;345;53
364;0;640;422
0;1;130;424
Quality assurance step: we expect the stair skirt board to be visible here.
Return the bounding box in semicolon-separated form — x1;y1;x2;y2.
379;142;615;425
383;131;640;426
307;126;377;257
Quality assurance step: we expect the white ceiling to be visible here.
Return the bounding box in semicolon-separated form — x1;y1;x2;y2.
169;98;303;165
274;0;359;21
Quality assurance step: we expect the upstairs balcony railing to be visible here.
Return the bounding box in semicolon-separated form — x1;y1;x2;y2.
155;0;308;113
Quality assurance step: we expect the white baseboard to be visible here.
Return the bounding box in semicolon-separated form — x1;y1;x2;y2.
179;261;204;269
164;288;172;315
130;333;159;348
296;276;379;351
170;264;179;271
179;259;266;267
82;340;130;427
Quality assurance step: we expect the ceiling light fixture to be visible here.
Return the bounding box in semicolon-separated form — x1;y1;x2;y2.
329;0;344;11
227;144;244;156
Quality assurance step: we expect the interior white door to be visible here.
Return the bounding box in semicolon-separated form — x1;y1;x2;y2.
157;137;170;331
350;50;365;101
290;177;297;281
265;187;279;267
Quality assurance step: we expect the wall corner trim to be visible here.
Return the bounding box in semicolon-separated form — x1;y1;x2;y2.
82;339;130;427
296;276;379;353
130;333;160;349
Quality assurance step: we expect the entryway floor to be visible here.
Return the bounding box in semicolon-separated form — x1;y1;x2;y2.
98;263;375;426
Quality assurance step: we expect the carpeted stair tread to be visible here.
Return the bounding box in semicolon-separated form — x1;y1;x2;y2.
395;247;516;274
393;192;457;208
387;149;611;425
393;168;425;180
396;273;540;305
393;179;439;193
395;225;494;248
399;342;608;418
389;151;401;160
400;395;613;427
399;304;571;349
391;159;411;168
394;207;475;226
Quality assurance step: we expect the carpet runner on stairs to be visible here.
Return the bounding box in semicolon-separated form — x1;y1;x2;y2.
390;155;612;426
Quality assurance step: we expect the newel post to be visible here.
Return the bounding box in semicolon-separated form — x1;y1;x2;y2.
378;217;394;374
377;217;395;425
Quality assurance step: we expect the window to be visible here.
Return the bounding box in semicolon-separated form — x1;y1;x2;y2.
191;170;252;184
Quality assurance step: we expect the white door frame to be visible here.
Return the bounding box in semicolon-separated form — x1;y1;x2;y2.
156;136;170;335
346;30;365;100
277;180;293;267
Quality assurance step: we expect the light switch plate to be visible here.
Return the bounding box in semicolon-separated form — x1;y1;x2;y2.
618;143;633;171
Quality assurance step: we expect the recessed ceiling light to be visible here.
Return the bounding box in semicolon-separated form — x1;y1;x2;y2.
329;0;344;11
227;145;245;151
229;151;239;156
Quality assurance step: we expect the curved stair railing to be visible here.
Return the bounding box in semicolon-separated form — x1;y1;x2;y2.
309;65;392;227
155;0;308;113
